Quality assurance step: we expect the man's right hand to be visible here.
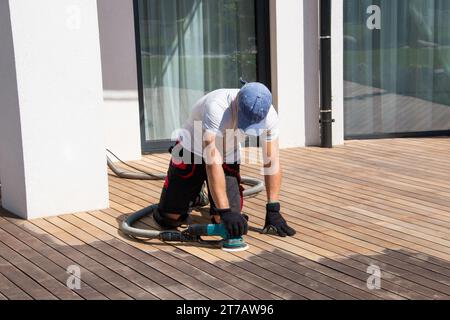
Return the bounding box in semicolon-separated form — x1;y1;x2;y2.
218;209;248;238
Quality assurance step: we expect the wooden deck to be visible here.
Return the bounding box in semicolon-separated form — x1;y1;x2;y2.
1;138;450;300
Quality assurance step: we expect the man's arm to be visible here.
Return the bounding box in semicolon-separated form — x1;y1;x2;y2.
262;138;282;203
203;133;229;209
203;131;248;237
262;138;296;237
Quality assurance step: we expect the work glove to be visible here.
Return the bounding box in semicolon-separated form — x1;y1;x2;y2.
218;209;248;238
264;202;296;237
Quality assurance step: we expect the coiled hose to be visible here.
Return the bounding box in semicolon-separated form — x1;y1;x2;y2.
107;156;265;240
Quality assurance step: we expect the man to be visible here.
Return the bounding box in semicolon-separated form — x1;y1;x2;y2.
154;82;296;238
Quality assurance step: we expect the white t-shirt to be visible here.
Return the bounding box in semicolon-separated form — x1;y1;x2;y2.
177;89;279;162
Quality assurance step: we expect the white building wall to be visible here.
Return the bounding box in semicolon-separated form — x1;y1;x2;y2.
0;0;109;219
270;0;306;148
97;0;142;161
270;0;344;148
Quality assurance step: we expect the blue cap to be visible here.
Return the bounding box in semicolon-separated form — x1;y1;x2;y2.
237;82;272;132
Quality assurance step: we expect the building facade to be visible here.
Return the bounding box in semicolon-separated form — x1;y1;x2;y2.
0;0;449;219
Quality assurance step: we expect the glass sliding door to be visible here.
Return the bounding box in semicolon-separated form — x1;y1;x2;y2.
135;0;269;152
344;0;450;138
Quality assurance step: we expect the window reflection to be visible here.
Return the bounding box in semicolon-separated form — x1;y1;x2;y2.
344;0;450;137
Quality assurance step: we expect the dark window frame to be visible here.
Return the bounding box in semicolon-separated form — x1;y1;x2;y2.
133;0;271;154
346;130;450;141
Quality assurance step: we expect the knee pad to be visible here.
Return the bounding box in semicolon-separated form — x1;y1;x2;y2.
154;209;190;229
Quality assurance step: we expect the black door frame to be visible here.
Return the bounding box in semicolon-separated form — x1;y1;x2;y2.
133;0;271;154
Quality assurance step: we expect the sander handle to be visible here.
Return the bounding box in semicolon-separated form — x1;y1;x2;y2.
186;224;229;239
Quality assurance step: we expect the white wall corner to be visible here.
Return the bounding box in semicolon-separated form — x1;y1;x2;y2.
270;0;306;149
0;0;28;216
331;0;345;146
103;91;142;162
98;0;142;162
0;0;109;219
303;0;321;146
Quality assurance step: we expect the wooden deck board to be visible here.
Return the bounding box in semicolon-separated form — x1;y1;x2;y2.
0;221;102;300
0;138;449;300
145;152;450;299
90;209;280;300
0;264;33;300
132;159;423;299
106;178;378;299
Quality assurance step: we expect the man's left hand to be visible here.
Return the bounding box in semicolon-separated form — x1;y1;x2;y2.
263;202;296;237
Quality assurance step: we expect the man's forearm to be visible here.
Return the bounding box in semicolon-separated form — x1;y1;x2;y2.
206;164;230;209
262;138;282;203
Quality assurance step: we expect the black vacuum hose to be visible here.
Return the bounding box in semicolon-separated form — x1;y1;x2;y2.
107;156;265;240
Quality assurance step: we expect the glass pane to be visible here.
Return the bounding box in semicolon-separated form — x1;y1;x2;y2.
137;0;257;142
344;0;450;137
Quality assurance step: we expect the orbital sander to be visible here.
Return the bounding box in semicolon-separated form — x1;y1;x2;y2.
120;205;249;252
